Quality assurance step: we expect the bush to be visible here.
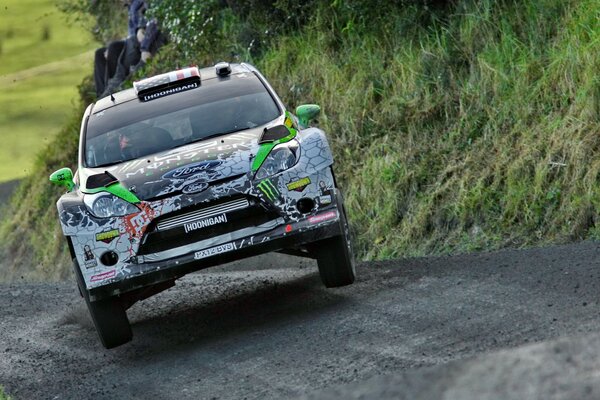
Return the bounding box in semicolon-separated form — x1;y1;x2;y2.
58;0;127;42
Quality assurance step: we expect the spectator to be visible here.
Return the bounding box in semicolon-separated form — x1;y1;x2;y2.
94;0;166;98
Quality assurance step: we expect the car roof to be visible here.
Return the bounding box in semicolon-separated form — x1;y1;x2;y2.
92;63;255;114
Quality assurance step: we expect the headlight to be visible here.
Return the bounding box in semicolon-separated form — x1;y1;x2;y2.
84;193;140;218
255;140;299;180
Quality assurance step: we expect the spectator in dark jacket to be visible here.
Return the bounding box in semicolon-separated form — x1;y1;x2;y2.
101;17;165;97
94;0;165;98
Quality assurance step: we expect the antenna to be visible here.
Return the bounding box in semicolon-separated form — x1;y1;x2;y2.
110;91;115;102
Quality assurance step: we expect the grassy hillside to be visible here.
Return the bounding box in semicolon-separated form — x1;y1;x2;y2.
0;0;94;74
257;0;600;258
0;0;96;182
1;0;600;280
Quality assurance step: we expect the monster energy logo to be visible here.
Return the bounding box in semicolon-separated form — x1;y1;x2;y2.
257;179;279;201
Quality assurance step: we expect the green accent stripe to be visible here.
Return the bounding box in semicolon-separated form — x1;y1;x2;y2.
252;142;277;172
251;124;297;172
82;183;141;204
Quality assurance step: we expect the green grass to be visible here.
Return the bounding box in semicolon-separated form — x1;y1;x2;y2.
0;0;96;182
0;0;95;74
0;55;92;181
0;385;11;400
256;0;600;259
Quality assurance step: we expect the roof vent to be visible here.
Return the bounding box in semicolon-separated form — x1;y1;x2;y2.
215;62;231;77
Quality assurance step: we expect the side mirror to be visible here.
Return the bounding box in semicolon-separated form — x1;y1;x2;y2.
295;104;321;129
49;167;75;191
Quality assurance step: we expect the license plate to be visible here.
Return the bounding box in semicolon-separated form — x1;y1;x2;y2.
194;242;237;260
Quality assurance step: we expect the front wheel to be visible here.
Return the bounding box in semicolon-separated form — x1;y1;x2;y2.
314;194;356;288
85;296;132;349
73;261;132;349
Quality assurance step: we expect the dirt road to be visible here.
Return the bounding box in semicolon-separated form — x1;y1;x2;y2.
2;241;600;399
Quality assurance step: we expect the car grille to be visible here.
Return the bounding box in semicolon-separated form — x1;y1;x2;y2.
156;197;250;231
137;196;279;256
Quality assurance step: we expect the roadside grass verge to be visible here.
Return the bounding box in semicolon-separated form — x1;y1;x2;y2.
0;94;84;281
0;386;12;400
258;0;600;258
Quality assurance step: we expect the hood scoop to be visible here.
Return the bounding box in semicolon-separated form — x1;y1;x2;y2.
86;171;118;190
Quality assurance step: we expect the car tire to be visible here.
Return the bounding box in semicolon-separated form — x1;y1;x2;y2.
73;261;132;349
315;193;356;288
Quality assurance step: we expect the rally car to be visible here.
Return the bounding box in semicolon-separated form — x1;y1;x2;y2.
50;62;355;349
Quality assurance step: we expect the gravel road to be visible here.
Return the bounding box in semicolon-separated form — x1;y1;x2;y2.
2;241;600;399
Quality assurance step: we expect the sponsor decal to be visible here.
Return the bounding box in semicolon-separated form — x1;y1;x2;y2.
319;180;332;196
123;203;155;239
56;172;68;182
141;82;199;102
162;160;222;180
308;211;337;225
95;229;120;243
287;177;311;192
318;181;333;205
257;179;279;201
83;245;95;261
284;116;294;129
182;181;209;195
90;270;116;282
319;195;332;205
83;245;97;269
194;242;237;260
184;213;227;233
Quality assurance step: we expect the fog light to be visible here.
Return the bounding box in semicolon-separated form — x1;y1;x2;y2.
100;251;119;266
296;198;315;214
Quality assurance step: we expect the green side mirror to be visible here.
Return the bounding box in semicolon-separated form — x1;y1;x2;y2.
49;167;75;191
295;104;321;129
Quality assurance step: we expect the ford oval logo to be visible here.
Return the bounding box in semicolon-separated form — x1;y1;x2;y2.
182;181;209;194
162;160;223;180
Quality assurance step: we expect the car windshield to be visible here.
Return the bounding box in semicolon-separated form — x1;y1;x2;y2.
84;74;281;168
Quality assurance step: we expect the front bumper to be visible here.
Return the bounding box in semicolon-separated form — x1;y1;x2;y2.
88;208;341;301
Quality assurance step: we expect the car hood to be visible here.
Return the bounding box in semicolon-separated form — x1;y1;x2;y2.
80;129;262;201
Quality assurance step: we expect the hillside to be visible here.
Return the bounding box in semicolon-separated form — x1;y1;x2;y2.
1;0;599;280
0;0;96;182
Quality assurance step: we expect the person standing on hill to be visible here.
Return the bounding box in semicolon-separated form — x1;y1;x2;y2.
93;0;166;98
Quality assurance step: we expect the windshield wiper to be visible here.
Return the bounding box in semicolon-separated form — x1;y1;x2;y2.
192;126;252;143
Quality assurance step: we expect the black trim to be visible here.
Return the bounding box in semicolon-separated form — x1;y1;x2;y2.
66;237;77;260
259;125;290;144
86;171;118;189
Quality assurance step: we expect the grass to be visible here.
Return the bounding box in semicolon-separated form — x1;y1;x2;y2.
0;55;92;181
2;0;600;280
256;0;600;259
0;0;95;74
0;386;11;400
0;0;96;182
